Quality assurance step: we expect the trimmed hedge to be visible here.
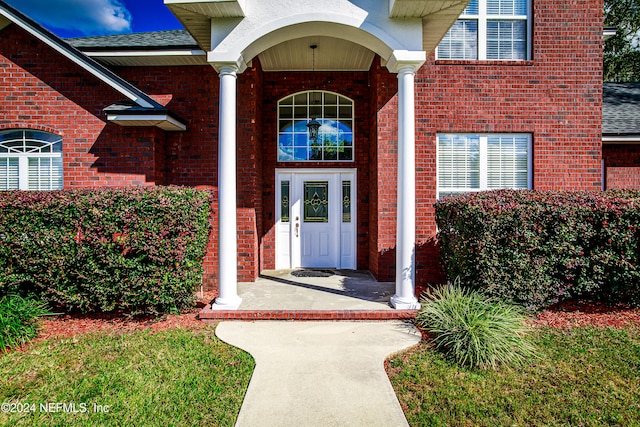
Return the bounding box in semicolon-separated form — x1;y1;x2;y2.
0;187;211;315
435;190;640;311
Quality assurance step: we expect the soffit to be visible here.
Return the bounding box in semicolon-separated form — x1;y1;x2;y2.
0;14;9;30
389;0;469;18
259;36;375;72
165;0;247;51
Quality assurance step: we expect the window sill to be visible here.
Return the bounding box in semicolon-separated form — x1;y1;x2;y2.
435;60;534;67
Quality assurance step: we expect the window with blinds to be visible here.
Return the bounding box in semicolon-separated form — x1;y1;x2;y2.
436;0;529;60
437;134;531;198
0;130;63;191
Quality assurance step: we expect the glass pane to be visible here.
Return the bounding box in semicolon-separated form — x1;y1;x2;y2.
487;0;527;16
437;20;478;60
0;157;19;190
324;105;338;118
280;107;293;119
280;95;294;106
304;181;329;222
324;93;337;105
0;130;22;143
294;106;307;119
294;93;307;105
437;134;480;190
487;135;529;189
277;91;354;162
342;181;351;223
293;146;308;161
463;0;479;15
281;181;290;222
339;147;353;161
28;156;62;191
487;21;526;60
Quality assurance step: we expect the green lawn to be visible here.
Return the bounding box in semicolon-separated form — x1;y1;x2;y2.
0;327;254;427
388;326;640;427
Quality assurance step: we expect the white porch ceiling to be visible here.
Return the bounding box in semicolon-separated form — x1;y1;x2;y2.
258;36;376;72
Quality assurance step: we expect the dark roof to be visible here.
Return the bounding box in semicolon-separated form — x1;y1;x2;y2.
603;82;640;136
67;30;198;51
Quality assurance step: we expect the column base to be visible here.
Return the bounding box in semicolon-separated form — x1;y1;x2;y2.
210;296;243;310
390;295;420;310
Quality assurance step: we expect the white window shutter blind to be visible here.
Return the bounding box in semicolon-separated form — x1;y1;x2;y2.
487;135;529;189
0;158;19;190
28;157;63;191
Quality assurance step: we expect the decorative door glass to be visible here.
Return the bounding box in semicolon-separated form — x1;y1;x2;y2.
280;180;290;222
342;181;351;222
303;181;329;222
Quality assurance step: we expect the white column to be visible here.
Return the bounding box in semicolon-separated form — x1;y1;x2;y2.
387;51;425;310
212;65;242;309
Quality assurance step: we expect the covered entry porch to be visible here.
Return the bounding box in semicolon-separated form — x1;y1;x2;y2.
165;0;469;311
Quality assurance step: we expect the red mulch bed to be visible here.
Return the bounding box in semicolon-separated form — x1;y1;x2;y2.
31;291;217;344
23;295;640;346
531;299;640;329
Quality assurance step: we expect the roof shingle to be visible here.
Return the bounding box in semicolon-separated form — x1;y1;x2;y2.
603;82;640;136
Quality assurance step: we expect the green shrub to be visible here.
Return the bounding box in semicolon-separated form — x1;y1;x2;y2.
416;284;536;370
436;190;640;311
0;187;211;315
0;295;49;352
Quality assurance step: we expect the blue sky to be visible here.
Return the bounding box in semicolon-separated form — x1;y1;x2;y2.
5;0;183;38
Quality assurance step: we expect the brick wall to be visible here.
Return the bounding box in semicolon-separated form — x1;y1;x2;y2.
409;0;604;285
603;144;640;189
0;25;162;187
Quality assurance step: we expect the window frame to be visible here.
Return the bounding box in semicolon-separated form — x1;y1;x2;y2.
436;0;531;61
0;130;63;191
436;133;533;199
277;90;354;163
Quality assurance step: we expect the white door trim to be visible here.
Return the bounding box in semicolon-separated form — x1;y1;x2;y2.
275;168;357;270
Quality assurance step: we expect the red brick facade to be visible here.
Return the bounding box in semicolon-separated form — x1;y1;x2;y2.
0;0;614;291
603;145;640;189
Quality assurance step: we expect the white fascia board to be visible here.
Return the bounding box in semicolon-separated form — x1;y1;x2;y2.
603;135;640;144
83;49;206;58
0;6;155;109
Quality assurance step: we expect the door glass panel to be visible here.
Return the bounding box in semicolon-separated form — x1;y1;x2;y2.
303;181;329;222
281;180;290;222
342;181;351;223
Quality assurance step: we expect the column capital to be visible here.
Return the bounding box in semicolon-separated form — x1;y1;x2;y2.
208;52;248;74
386;50;426;74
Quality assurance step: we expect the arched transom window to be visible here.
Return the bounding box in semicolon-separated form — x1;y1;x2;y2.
0;130;63;191
278;91;353;162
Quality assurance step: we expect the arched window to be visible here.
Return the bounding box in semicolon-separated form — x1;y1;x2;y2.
278;91;353;162
0;130;63;191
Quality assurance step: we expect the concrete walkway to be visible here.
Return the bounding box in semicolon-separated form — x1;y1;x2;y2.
216;320;421;427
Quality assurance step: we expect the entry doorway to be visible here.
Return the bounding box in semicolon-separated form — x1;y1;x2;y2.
275;169;356;270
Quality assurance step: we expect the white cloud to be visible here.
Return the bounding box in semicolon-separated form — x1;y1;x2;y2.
9;0;132;35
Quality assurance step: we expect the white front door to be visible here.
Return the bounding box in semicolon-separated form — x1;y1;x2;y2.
276;169;356;270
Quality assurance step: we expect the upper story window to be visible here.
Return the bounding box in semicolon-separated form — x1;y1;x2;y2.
437;0;530;61
437;133;532;199
278;91;354;162
0;130;63;191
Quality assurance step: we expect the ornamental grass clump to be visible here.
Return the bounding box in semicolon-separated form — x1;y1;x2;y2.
416;284;536;370
0;295;49;352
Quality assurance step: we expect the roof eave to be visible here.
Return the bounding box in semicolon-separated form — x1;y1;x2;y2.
603;135;640;144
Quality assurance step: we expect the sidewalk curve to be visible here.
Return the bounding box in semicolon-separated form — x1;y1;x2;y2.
215;321;421;427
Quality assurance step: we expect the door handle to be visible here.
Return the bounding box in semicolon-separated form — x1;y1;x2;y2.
295;216;300;237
